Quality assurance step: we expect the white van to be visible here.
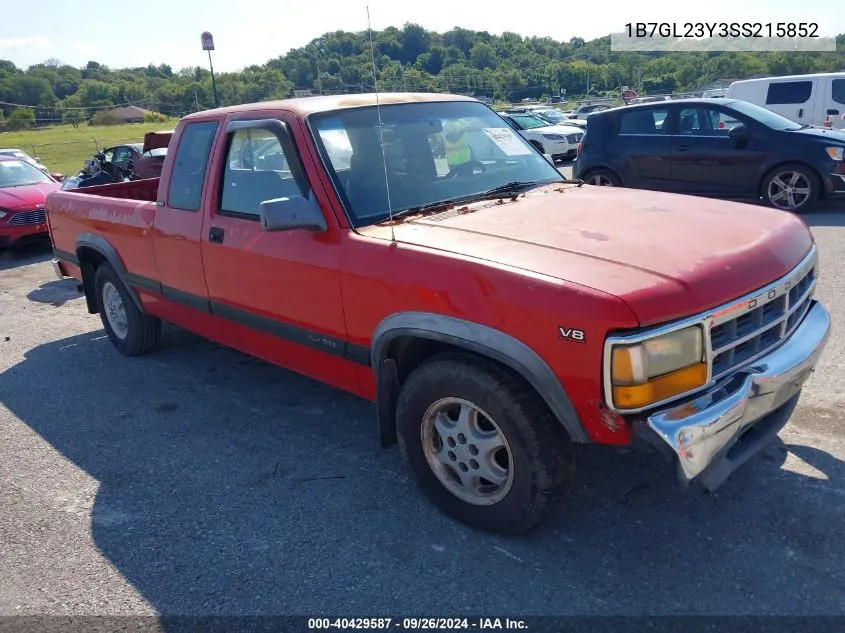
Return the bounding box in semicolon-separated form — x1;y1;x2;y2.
726;72;845;129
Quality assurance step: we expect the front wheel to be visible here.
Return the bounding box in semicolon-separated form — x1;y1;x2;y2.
396;354;574;534
582;167;620;187
761;163;819;213
94;263;161;356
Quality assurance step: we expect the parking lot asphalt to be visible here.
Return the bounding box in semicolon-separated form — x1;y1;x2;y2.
1;185;845;616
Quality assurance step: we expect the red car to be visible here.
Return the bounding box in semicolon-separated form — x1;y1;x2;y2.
102;130;173;180
0;156;62;248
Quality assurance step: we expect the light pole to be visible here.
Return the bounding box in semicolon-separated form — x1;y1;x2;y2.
201;31;220;108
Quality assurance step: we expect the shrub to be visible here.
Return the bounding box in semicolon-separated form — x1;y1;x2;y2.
143;111;168;123
7;108;35;130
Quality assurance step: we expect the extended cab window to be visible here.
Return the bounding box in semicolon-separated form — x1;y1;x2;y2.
168;121;219;211
618;108;668;135
765;81;812;105
220;124;311;220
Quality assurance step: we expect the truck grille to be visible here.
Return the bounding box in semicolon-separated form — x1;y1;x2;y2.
8;209;47;226
709;253;816;380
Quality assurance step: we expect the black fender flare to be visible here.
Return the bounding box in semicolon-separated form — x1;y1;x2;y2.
370;312;590;445
75;233;146;313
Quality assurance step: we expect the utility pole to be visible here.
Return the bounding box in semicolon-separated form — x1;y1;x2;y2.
201;31;220;108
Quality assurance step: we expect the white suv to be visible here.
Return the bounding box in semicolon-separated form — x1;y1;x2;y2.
499;112;584;161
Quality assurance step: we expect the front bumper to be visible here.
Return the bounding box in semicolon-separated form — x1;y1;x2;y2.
824;170;845;198
544;140;577;159
636;300;830;491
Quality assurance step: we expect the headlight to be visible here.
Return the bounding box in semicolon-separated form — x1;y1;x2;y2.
0;209;7;219
609;325;707;410
542;134;564;140
825;146;844;161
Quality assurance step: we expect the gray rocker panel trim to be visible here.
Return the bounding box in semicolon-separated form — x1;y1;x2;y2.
370;311;590;443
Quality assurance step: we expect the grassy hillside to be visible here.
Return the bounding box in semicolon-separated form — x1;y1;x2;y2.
0;120;179;176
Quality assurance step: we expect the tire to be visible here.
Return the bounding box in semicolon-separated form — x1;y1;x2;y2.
94;263;161;356
395;353;574;534
582;167;621;187
761;163;819;213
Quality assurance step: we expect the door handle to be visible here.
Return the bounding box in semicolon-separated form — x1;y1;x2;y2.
828;109;840;115
208;226;225;243
798;108;804;118
675;145;690;152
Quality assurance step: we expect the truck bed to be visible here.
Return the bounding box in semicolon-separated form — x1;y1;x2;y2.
46;178;161;284
64;177;160;202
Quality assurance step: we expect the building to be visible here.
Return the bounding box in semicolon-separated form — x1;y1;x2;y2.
106;105;150;123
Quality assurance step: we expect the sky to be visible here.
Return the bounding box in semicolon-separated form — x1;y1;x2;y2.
0;0;841;72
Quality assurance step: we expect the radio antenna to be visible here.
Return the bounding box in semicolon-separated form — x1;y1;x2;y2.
366;5;395;241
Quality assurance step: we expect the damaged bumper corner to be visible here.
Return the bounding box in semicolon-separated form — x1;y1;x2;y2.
636;300;830;492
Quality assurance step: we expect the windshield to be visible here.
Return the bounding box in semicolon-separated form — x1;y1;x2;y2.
310;101;563;228
508;114;549;130
728;100;804;131
0;159;53;187
534;109;567;124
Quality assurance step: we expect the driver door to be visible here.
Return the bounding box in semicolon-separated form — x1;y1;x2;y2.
199;114;357;392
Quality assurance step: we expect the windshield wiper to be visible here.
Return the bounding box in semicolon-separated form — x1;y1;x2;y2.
474;179;560;201
377;180;561;225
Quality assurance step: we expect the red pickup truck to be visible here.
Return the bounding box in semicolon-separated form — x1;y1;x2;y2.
46;93;831;533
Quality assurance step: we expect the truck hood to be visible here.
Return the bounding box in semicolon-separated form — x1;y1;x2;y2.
358;184;814;326
0;182;62;210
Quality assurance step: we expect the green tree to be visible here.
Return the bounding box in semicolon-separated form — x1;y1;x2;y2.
62;109;85;127
8;107;35;130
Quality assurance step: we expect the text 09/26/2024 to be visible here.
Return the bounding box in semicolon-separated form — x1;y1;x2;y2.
307;618;528;630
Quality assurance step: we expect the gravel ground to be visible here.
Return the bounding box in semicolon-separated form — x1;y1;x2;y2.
1;186;844;617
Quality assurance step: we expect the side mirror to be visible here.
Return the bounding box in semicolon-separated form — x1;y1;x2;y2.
34;156;41;161
259;195;327;232
728;123;750;138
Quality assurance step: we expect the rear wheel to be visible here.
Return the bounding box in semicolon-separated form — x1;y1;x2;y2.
761;163;819;213
396;354;574;534
582;168;620;187
94;263;161;356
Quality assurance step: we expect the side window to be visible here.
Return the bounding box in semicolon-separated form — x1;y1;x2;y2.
677;107;735;136
832;79;845;106
220;124;311;219
677;108;702;134
168;121;219;211
766;81;812;105
112;147;132;164
618;108;669;135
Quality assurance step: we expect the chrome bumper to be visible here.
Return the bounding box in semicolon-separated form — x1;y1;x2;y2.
642;300;830;491
51;257;64;280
